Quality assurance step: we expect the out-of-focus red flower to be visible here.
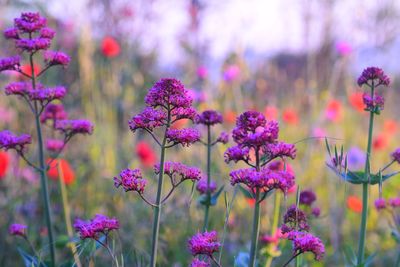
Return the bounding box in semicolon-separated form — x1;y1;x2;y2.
197;66;208;79
349;92;364;113
101;37;120;58
373;134;388;151
246;197;256;207
47;158;76;185
384;120;397;136
136;141;157;168
171;118;189;129
0;151;10;178
224;110;237;124
264;106;278;120
21;63;41;77
282;108;299;125
336;41;352;57
325;99;343;122
347;195;362;213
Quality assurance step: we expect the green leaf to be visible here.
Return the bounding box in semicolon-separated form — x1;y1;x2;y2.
356;253;377;267
325;138;331;157
210;186;225;206
55;235;70;248
17;247;45;267
238;185;254;199
342;244;357;266
391;229;400;244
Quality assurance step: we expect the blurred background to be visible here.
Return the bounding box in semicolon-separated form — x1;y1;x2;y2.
0;0;400;266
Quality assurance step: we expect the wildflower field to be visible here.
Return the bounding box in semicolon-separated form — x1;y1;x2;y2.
1;1;400;267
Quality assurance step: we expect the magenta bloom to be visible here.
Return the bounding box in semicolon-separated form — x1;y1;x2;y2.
216;132;229;144
44;51;70;66
9;223;27;237
196;178;217;195
188;231;221;256
299;190;317;206
40;103;68;123
0;56;20;72
287;231;325;261
391;148;400;164
166;128;200;146
357;67;390;87
281;205;310;234
389;197;400;208
224;146;250;163
223;64;240;82
46;139;65;152
0;130;31;151
39;27;56;39
4;28;19;39
4;82;29;96
264;142;296;160
155;162;202;182
374;198;386;210
29;86;67;102
14;12;47;33
362;93;384;112
55;119;94;136
129;107;167;133
74;214;119;240
16;38;51;52
190;258;210;267
114;168;147;193
195;110;223;126
312;207;321;217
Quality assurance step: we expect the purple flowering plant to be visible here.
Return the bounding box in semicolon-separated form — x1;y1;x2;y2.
0;12;93;266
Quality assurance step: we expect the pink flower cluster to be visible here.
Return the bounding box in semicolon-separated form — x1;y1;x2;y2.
55;119;94;136
357;67;390;87
194;110;223;126
114;168;147;193
196;178;217;195
9;223;27;237
188;231;221;256
155;162;202;183
40;104;68;124
281;205;310;234
287;231;325;261
362;93;384;113
166;128;200;147
129;107;167;133
74;214;119;239
190;258;210;267
391;148;400;164
374;196;400;211
5;82;67;103
0;56;20;72
0;130;31;151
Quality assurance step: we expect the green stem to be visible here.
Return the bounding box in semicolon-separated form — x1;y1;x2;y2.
150;111;170;267
395;248;400;267
264;193;281;267
357;84;375;265
203;125;212;231
30;52;56;267
249;149;261;267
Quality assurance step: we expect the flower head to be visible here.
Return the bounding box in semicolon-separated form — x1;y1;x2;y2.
0;130;31;151
190;258;210;267
299;190;317;206
55;119;94;136
128;107;166;133
28;86;67;102
74;214;119;239
0;56;20;72
311;207;321;217
46;139;65;153
47;158;76;185
101;36;120;58
216;131;229;144
195;110;223;126
155;162;202;182
224;146;250;163
40;103;68;124
4;82;29;96
363;93;384;113
4;28;19;39
374;198;386;210
16;38;51;52
136;141;157;168
263;142;296;160
114;168;147;193
188;231;221;256
44;51;70;66
389;197;400;208
357;67;390;87
281;205;310;234
196;178;217;195
391;148;400;164
14;12;47;33
166;128;200;146
287;231;325;261
0;151;10;178
9;223;27;237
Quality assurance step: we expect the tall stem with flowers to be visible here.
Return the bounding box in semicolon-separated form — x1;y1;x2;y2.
0;12;93;266
113;78;201;267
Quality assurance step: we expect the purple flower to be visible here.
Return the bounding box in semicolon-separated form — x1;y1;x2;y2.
281;205;310;234
155;162;202;182
4;28;19;39
114;168;147;193
4;82;29;96
299;190;316;206
9;223;27;237
29;86;67;102
40;103;68;124
196;178;217;195
188;231;221;256
46;139;65;152
16;38;51;52
357;67;390;87
171;107;197;121
128;107;166;133
363;93;384;112
287;231;325;261
74;214;119;240
224;146;250;163
223;64;240;82
389;197;400;208
190;258;210;267
14;12;47;33
0;56;20;72
391;148;400;164
263;142;296;160
311;207;321;217
0;130;31;151
39;27;56;39
44;51;70;66
194;110;223;126
145;78;193;109
216;132;229;144
374;198;386;210
347;146;365;170
55;119;94;136
166;128;200;146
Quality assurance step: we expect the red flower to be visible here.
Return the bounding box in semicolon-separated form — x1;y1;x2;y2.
349;92;364;113
0;151;10;178
223;110;237;125
384;120;397;136
101;37;120;58
171;118;189;129
347;196;362;213
47;158;76;185
373;133;388;151
136;141;157;168
282;108;299;125
264;106;278;120
20;63;41;77
325;99;342;122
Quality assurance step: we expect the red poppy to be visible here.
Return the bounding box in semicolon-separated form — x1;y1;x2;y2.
373;134;388;151
46;158;76;185
246;197;256;207
325;99;342;122
384;120;397;136
136;141;157;168
21;63;41;77
0;151;10;178
282;108;299;125
101;37;120;58
264;106;278;120
224;110;237;125
347;196;362;213
349;92;364;113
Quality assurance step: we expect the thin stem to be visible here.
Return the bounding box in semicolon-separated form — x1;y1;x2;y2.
150;109;171;267
161;180;184;204
210;255;222;267
57;159;82;267
357;83;375;265
144;128;162;147
249;149;261;267
36;64;52;78
381;160;395;173
203;125;212;231
18;152;41;172
96;238;117;266
264;193;281;267
282;252;302;267
395;248;400;267
30;51;56;267
23;236;40;259
17;70;32;79
139;193;158;208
